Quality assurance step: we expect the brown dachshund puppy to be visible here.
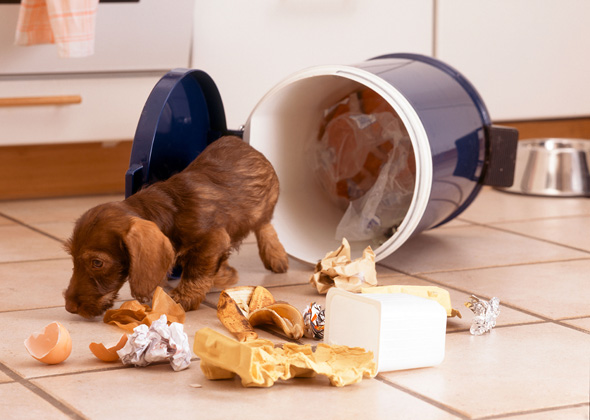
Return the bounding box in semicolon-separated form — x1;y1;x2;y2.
64;136;289;318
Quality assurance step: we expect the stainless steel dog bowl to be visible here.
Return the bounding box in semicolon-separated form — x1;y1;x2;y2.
498;138;590;197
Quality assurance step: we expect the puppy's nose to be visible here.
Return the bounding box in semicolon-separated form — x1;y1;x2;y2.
65;300;79;314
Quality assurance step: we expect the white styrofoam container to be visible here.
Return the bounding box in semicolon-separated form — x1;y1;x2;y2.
324;288;447;372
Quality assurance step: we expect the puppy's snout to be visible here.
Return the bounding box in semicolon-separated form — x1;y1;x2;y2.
65;299;79;314
63;287;79;314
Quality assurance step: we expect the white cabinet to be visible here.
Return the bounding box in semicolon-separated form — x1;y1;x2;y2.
435;0;590;121
0;74;162;146
0;0;193;146
192;0;434;129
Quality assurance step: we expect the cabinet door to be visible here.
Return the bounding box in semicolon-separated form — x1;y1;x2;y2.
192;0;433;129
436;0;590;121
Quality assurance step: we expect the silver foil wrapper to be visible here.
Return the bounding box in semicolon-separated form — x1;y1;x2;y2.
303;302;325;340
465;295;500;336
117;314;191;371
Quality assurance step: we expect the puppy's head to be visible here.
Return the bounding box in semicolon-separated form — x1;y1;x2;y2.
64;203;174;318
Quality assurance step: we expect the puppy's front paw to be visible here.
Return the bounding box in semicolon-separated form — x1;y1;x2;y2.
263;247;289;273
169;288;202;312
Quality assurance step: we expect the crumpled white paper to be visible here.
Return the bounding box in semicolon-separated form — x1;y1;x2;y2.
117;314;191;371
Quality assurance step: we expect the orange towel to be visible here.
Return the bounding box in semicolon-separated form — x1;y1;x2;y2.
15;0;100;58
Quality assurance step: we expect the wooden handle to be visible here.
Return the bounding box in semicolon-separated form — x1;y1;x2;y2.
0;95;82;107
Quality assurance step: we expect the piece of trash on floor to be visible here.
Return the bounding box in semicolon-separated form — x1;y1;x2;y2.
117;314;191;371
217;286;304;342
465;295;500;336
103;286;185;332
310;237;377;294
303;302;325;339
89;334;128;362
362;284;462;318
193;327;376;387
325;288;447;372
24;321;72;365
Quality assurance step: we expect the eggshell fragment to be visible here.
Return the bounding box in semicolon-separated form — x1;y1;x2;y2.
89;334;128;362
24;321;72;365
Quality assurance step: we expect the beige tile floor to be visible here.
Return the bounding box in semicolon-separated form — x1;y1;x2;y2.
0;187;589;420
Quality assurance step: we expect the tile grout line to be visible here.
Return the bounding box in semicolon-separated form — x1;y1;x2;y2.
0;212;66;244
0;257;71;266
404;270;590;335
377;368;589;420
464;219;590;256
552;320;590;335
0;305;69;315
558;314;590;321
377;256;590;277
24;360;199;382
458;212;590;226
0;362;86;420
446;319;548;335
474;402;590;420
375;375;471;419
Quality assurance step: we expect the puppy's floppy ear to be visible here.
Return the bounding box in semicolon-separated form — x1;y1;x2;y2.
124;217;175;302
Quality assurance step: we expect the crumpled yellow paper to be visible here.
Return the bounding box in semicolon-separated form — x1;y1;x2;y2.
310;238;377;294
103;287;185;331
362;285;462;318
193;327;376;387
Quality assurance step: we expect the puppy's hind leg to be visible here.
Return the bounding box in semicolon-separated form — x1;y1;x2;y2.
255;223;289;273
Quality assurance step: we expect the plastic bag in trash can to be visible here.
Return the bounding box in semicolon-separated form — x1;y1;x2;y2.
309;89;415;242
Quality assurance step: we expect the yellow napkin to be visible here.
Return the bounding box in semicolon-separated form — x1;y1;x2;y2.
362;285;462;318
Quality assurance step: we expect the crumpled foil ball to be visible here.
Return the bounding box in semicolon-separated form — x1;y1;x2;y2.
465;295;500;336
117;314;191;371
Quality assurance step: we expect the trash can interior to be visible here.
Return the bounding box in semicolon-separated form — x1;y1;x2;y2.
245;69;425;264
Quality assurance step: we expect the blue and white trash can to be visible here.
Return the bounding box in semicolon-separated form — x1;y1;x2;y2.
126;53;518;264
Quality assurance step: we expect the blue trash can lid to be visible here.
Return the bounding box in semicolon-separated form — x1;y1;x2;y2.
125;68;227;197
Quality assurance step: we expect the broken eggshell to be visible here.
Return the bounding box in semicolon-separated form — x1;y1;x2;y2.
24;321;72;365
89;334;128;362
217;286;305;341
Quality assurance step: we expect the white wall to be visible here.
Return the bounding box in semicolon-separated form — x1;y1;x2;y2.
436;0;590;121
193;0;590;125
192;0;433;129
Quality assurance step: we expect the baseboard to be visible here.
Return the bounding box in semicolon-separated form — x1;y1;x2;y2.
0;141;132;200
500;117;590;140
0;117;588;200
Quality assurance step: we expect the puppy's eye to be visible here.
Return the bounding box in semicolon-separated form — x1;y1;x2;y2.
91;259;103;269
